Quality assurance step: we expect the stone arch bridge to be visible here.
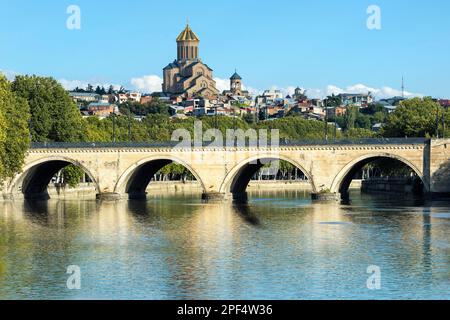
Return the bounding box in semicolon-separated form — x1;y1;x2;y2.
3;139;450;201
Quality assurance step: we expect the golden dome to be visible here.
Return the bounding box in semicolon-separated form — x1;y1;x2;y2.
176;24;200;42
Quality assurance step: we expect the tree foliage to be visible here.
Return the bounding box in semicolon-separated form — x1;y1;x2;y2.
62;165;85;188
12;75;85;142
119;98;170;116
382;97;442;137
256;116;341;140
0;74;30;182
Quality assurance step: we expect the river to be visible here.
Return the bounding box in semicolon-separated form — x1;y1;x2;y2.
0;190;449;300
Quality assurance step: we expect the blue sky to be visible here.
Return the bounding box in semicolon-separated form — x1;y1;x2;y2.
1;0;449;98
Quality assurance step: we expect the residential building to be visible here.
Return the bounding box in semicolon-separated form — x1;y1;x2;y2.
127;91;142;103
69;92;100;104
326;106;347;118
337;93;374;107
438;99;450;108
140;95;153;104
86;102;118;118
378;96;406;106
117;94;128;104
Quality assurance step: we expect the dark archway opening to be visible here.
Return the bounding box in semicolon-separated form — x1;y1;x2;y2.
229;159;310;201
20;161;95;200
125;160;198;199
339;157;424;201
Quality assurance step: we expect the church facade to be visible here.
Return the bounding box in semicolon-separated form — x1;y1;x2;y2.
162;24;219;99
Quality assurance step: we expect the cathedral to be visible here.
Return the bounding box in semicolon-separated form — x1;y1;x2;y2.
162;24;219;99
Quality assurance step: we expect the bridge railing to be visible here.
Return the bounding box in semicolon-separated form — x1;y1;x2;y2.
30;138;429;149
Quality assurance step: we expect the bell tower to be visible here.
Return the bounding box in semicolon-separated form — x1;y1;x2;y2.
176;24;200;62
230;70;242;95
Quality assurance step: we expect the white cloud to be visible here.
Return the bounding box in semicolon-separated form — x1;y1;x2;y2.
245;83;424;100
213;77;230;93
0;68;428;100
269;85;297;97
244;86;263;96
58;79;90;90
214;77;264;96
0;69;19;80
322;83;423;99
58;78;121;91
130;75;163;93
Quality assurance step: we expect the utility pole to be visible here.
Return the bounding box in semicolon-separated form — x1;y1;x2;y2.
334;106;337;141
112;111;116;143
442;111;446;139
128;108;132;142
233;104;237;131
324;99;328;141
401;76;405;98
436;108;440;139
214;105;218;129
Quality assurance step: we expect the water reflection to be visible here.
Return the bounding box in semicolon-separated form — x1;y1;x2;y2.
0;191;449;299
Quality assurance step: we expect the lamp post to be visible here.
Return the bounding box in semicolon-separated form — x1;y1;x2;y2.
111;111;116;143
324;99;328;141
436;107;440;139
443;108;446;139
233;106;237;130
214;105;218;129
128;107;132;142
334;107;337;141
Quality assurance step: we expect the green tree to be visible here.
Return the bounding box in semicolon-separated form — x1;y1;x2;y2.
373;111;386;124
62;165;85;188
326;94;342;108
361;103;385;115
355;113;372;129
0;74;30;182
243;113;256;124
12;75;85;142
343;105;358;130
345;128;377;139
256;116;341;140
382;97;442;137
119;98;170;116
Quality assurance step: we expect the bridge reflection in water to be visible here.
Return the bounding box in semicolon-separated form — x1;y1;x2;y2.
0;190;448;299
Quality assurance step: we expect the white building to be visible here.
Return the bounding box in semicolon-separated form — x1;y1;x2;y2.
127;91;142;103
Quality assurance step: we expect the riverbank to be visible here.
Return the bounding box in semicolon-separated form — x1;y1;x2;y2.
2;180;365;200
42;180;363;200
43;180;316;199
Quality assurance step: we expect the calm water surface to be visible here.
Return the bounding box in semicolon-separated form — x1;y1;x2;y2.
1;190;449;300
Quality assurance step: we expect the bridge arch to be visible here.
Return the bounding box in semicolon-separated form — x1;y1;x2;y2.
9;156;100;199
219;154;316;197
330;153;428;195
114;155;206;199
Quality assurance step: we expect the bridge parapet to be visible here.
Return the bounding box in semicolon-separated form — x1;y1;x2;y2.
29;138;429;150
